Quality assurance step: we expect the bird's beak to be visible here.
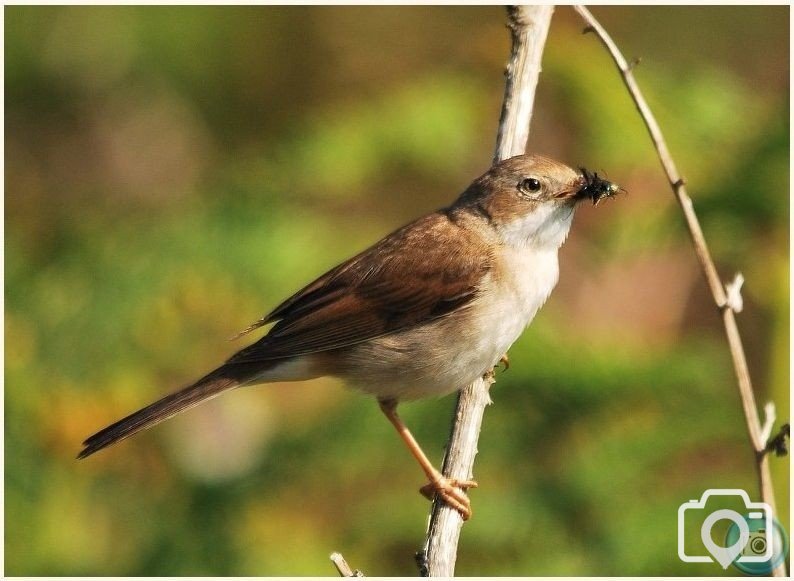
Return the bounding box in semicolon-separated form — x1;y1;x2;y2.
553;176;591;203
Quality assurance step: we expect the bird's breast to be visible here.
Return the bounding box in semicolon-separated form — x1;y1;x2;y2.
474;245;560;356
493;245;560;325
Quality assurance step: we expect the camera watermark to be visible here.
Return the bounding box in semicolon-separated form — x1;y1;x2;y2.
678;489;788;575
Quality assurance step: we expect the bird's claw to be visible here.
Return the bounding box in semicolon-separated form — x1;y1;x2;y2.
419;476;478;520
498;353;510;371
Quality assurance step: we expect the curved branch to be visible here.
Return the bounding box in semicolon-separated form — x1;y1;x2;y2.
573;6;786;577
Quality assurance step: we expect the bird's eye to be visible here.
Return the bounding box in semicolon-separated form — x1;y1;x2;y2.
520;178;542;193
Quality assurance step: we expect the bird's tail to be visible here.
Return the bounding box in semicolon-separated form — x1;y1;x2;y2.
77;364;257;459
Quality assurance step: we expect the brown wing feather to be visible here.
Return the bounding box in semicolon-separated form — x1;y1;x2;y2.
228;212;491;363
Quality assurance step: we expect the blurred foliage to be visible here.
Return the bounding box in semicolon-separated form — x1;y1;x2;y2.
4;5;789;576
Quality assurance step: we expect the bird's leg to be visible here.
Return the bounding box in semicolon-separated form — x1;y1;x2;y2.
499;353;510;371
378;398;477;520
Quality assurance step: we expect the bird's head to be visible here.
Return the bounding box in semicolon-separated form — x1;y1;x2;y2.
454;153;621;249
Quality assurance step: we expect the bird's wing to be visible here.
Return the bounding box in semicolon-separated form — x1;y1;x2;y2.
228;212;492;362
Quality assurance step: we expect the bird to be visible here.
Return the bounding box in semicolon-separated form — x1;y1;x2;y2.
78;153;620;520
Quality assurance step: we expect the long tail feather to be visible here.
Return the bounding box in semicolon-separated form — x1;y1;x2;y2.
78;365;253;459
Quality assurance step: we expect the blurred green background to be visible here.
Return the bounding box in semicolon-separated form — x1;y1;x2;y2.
5;6;789;576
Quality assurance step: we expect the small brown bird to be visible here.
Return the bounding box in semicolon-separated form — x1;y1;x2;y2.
79;153;619;519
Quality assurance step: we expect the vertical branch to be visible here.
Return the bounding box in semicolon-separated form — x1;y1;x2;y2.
420;6;554;577
494;6;555;163
420;374;495;577
572;5;786;577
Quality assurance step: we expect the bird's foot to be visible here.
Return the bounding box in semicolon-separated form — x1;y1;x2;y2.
419;476;478;520
498;353;510;371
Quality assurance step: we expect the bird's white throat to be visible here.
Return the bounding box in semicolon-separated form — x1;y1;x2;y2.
497;203;576;249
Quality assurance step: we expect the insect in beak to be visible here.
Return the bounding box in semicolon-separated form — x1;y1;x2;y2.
577;167;624;205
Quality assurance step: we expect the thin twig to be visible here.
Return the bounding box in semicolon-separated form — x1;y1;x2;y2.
330;552;364;577
420;5;554;577
573;5;786;577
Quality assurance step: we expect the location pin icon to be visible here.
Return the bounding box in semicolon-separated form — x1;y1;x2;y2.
701;509;750;569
